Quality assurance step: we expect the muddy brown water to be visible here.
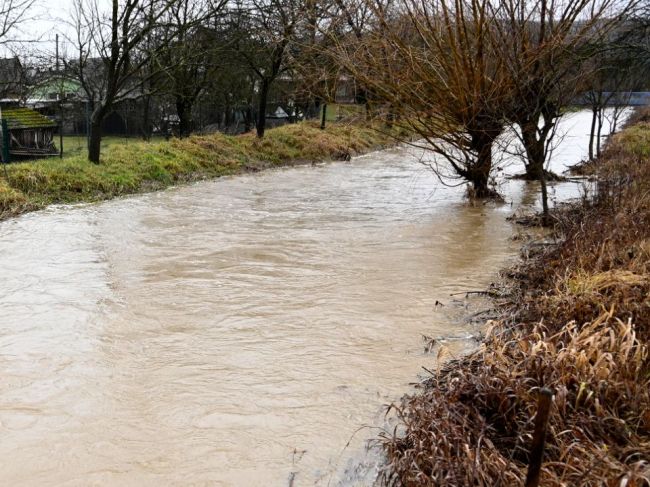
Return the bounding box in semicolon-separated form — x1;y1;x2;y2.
0;111;612;485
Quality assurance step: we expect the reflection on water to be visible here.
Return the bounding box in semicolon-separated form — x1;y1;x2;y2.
0;110;608;486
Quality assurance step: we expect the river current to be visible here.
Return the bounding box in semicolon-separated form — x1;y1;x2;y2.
0;111;612;485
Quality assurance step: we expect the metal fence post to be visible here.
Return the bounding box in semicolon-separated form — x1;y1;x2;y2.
2;119;10;165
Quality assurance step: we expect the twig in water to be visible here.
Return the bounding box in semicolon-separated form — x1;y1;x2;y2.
449;290;489;297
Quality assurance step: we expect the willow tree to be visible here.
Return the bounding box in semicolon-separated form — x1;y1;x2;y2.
338;0;512;198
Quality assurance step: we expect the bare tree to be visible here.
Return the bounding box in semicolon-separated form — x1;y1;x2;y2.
488;0;639;218
584;27;648;159
328;0;379;120
69;0;180;163
0;0;36;43
338;0;512;197
493;0;638;177
154;0;228;138
0;0;37;102
289;0;337;125
584;81;621;161
228;0;305;138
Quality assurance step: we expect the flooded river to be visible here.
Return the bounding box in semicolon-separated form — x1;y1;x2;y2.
0;111;609;485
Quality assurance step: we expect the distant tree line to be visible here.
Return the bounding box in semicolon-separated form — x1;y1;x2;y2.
65;0;356;162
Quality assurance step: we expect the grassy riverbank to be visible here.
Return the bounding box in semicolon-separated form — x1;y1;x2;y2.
382;109;650;485
0;121;399;221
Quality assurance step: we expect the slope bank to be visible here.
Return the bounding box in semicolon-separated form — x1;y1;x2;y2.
381;109;650;485
0;121;400;221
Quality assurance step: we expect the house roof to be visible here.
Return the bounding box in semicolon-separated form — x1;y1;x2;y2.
1;107;56;129
29;78;83;100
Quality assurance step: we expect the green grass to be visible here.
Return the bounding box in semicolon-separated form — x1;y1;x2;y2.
322;103;365;122
55;135;167;159
616;122;650;157
0;121;401;220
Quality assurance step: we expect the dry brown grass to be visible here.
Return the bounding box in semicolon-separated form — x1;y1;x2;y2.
381;108;650;486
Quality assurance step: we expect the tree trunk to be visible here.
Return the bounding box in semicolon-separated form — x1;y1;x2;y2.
244;106;252;133
176;98;193;138
88;117;103;164
256;79;270;138
540;172;550;223
469;170;491;197
307;98;318;119
141;95;152;141
611;107;620;134
225;104;232;128
588;107;598;161
320;103;327;130
467;138;495;198
520;121;545;180
596;108;604;158
518;118;550;219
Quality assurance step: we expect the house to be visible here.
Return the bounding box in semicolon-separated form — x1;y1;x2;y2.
26;76;88;134
0;57;26;103
27;77;84;106
0;107;58;159
27;63;150;137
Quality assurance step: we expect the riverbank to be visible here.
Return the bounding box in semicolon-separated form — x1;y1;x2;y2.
0;121;401;221
381;109;650;485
